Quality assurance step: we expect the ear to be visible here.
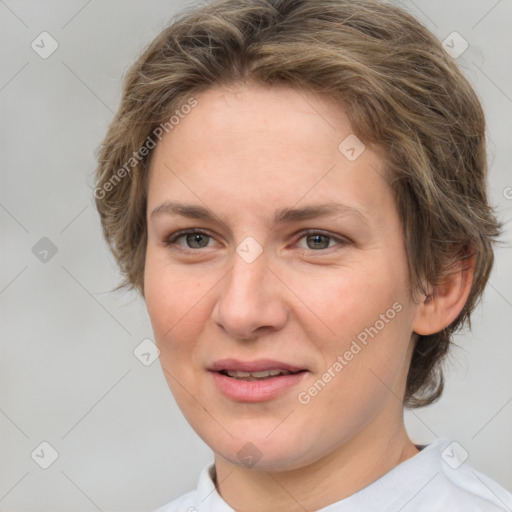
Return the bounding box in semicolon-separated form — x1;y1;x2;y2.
412;254;475;336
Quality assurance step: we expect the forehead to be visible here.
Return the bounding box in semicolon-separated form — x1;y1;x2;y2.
147;85;393;224
159;84;356;156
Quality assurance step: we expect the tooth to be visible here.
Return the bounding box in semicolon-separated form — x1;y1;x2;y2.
224;368;296;379
226;370;251;378
251;370;272;378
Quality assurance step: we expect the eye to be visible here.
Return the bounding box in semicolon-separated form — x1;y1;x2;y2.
294;230;348;251
164;228;349;253
164;229;216;250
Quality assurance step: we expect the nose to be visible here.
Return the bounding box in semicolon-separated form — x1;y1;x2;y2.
211;247;288;341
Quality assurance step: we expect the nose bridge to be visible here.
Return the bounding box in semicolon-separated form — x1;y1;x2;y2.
224;248;272;313
212;246;287;339
229;252;266;301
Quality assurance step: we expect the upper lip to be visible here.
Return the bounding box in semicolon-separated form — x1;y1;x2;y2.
208;359;306;373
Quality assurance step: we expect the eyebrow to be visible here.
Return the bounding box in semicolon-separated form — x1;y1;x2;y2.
150;201;368;227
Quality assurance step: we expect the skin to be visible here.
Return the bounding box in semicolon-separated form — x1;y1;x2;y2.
144;84;473;511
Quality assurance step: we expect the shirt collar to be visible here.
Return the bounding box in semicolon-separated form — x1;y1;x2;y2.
190;438;451;512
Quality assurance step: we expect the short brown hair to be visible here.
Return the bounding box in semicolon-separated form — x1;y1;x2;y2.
94;0;501;408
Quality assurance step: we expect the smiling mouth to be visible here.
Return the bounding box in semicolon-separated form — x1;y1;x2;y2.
210;361;308;401
219;369;304;381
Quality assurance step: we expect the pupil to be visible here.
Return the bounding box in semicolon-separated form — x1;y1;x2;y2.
308;234;329;249
187;233;208;248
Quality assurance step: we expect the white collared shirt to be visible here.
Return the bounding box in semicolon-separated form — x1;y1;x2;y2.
154;438;512;511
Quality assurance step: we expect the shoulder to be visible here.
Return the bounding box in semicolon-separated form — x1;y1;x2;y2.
411;439;512;511
152;463;229;512
153;490;197;512
340;438;512;512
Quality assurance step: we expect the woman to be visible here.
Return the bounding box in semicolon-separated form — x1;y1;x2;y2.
94;0;511;510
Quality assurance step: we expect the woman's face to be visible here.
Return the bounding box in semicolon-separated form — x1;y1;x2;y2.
144;84;421;471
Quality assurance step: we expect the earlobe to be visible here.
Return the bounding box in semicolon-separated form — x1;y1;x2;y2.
412;254;475;336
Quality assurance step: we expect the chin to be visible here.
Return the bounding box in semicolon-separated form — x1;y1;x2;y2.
202;426;321;473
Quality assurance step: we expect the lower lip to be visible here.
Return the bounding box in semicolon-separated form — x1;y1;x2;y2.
210;371;308;402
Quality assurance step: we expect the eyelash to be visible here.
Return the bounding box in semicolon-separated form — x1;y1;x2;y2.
163;228;349;253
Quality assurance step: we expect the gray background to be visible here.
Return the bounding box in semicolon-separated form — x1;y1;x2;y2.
1;0;511;510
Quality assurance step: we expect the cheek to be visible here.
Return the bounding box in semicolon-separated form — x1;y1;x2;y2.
145;248;200;334
144;264;203;400
295;312;413;445
144;253;222;380
287;257;413;393
282;258;408;340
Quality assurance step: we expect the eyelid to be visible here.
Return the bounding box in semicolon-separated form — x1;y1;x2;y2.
291;229;350;250
164;227;349;252
164;228;217;248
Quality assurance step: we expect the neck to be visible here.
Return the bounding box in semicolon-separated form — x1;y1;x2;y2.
213;416;419;512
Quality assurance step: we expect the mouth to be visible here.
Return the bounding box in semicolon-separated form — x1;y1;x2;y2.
208;359;309;402
218;368;304;381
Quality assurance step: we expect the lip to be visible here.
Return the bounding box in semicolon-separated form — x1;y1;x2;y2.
208;358;306;373
208;359;308;402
